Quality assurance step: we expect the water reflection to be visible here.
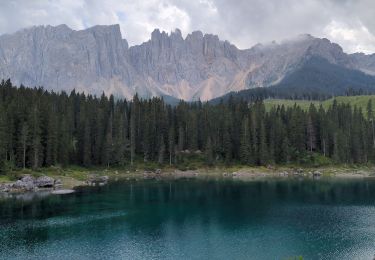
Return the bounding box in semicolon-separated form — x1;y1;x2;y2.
0;178;375;259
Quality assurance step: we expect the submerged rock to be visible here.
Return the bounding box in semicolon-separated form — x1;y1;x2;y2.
52;189;75;195
54;179;63;187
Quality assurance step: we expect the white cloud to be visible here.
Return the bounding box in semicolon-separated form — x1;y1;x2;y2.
324;20;375;53
0;0;374;54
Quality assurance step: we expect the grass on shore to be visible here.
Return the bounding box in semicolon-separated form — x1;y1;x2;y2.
263;95;375;116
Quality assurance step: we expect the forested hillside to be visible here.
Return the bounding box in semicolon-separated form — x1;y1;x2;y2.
211;56;375;103
1;79;375;173
263;95;375;114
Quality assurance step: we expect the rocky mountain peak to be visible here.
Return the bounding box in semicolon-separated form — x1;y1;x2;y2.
171;28;183;39
0;24;375;101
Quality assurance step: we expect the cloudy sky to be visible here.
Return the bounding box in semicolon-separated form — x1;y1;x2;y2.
0;0;375;53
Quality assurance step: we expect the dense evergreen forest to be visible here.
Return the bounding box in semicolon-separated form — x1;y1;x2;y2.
0;79;375;173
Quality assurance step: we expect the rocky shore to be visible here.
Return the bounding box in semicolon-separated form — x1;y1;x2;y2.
0;173;109;193
141;168;324;180
142;169;199;180
0;175;62;193
139;166;374;181
1;165;372;194
226;168;323;179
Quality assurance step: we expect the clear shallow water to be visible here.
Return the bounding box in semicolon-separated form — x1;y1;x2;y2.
1;178;375;260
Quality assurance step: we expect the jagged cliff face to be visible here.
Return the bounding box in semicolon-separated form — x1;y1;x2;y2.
129;29;243;100
0;24;374;101
0;24;151;99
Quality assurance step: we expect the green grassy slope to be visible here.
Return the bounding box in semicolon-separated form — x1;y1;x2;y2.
264;95;375;114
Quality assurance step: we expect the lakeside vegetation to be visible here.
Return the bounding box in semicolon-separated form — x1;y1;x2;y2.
1;163;374;185
1;79;375;181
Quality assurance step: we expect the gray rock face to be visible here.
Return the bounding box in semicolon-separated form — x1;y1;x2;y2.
0;24;374;101
0;24;143;99
1;175;60;192
35;176;55;187
129;29;242;100
13;175;36;191
350;53;375;75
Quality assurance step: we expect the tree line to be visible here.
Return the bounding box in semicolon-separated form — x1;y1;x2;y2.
0;79;374;172
210;85;375;105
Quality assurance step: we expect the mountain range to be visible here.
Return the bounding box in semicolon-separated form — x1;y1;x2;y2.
1;24;375;101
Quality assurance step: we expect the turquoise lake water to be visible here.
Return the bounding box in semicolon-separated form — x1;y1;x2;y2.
1;178;375;259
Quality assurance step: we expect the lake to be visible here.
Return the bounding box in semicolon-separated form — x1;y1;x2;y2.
1;178;375;259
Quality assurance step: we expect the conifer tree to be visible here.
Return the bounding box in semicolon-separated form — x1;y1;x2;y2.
168;126;175;165
18;123;29;169
83;118;92;167
102;115;113;168
46;110;58;166
0;106;8;171
258;121;268;165
158;135;165;164
205;136;214;166
130;101;136;166
239;117;251;164
28;105;42;169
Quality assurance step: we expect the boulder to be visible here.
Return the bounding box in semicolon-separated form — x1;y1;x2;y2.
0;183;13;192
313;171;322;179
86;174;109;186
36;176;55;187
21;175;35;183
279;171;289;177
99;176;109;182
88;174;99;182
13;177;36;191
54;179;63;187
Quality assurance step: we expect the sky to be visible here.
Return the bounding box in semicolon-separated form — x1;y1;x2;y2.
0;0;375;54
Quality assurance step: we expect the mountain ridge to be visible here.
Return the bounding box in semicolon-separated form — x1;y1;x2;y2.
1;24;375;101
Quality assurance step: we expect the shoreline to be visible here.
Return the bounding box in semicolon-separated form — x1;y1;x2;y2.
1;165;374;194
